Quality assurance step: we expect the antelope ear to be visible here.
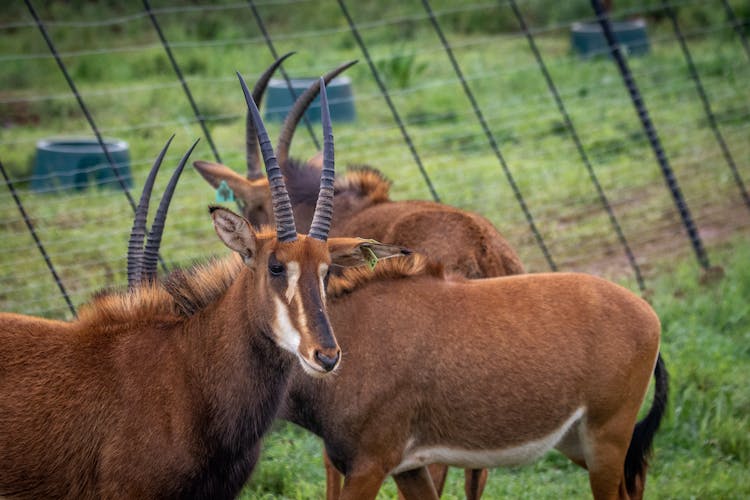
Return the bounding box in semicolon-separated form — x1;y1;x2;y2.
327;237;412;269
194;160;260;195
210;206;257;261
195;160;271;211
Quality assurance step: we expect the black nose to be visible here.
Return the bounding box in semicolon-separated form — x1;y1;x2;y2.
315;350;340;372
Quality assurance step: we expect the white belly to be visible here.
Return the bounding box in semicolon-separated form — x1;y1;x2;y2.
391;407;584;474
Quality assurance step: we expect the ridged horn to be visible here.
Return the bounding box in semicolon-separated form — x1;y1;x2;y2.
127;135;173;288
246;52;295;180
276;60;357;168
237;71;298;242
141;138;200;281
308;78;335;242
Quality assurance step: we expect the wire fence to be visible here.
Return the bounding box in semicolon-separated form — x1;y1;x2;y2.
1;0;748;319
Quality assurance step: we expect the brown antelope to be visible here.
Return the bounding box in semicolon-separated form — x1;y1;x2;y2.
195;57;520;499
0;77;406;500
193;57;524;280
275;255;668;500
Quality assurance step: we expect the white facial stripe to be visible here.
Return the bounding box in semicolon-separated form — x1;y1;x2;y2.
391;407;585;475
318;263;329;305
271;296;301;354
294;292;309;339
273;295;329;378
285;261;300;303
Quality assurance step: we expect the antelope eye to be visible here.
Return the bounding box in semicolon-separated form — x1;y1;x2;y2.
269;264;285;276
268;256;286;277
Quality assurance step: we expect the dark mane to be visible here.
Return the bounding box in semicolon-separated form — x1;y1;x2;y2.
81;245;439;326
78;255;244;326
336;165;391;204
327;253;449;299
281;158;325;207
161;243;447;308
280;160;392;208
163;254;244;316
78;282;176;328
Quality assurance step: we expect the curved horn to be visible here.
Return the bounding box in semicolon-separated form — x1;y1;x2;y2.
141;138;200;282
308;78;335;241
246;52;295;180
127;135;174;288
237;71;298;242
276;60;357;168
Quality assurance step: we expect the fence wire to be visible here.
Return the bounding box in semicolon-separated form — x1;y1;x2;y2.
1;0;748;319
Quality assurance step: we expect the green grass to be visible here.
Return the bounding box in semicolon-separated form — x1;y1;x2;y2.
240;238;750;499
1;3;749;318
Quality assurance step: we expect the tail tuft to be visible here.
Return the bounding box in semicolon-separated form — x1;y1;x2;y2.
624;353;669;495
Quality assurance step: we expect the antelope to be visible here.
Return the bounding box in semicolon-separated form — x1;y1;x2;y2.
194;56;521;499
277;255;668;500
195;56;520;499
0;77;401;499
193;56;524;279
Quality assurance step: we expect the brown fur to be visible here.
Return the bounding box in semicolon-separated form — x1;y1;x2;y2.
193;161;525;279
88;243;424;328
332;196;524;278
2;237;663;500
323;168;519;498
321;165;523;279
81;255;247;323
0;220;351;499
327;252;448;297
334;165;392;204
163;254;245;316
0;266;285;499
192;159;522;497
279;264;667;500
193;90;521;497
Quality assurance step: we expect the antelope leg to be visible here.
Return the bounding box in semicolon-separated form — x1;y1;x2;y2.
339;464;388;500
427;464;449;497
323;448;343;500
393;466;440;500
465;468;489;500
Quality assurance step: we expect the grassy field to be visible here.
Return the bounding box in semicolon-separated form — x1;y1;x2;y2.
1;1;749;318
1;2;749;497
242;237;750;499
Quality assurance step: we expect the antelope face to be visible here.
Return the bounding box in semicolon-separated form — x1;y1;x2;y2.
211;207;340;377
264;236;339;376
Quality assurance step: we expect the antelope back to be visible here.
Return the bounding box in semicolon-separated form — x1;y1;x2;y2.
333;199;525;278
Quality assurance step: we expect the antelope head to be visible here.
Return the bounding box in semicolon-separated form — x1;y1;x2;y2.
193;54;356;228
209;73;346;376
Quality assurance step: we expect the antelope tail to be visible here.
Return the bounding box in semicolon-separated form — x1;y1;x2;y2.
624;352;669;495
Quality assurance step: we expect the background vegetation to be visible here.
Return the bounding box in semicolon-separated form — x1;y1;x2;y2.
1;1;748;497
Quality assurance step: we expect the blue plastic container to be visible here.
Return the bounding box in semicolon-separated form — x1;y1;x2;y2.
571;19;650;58
264;76;356;123
32;138;132;193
